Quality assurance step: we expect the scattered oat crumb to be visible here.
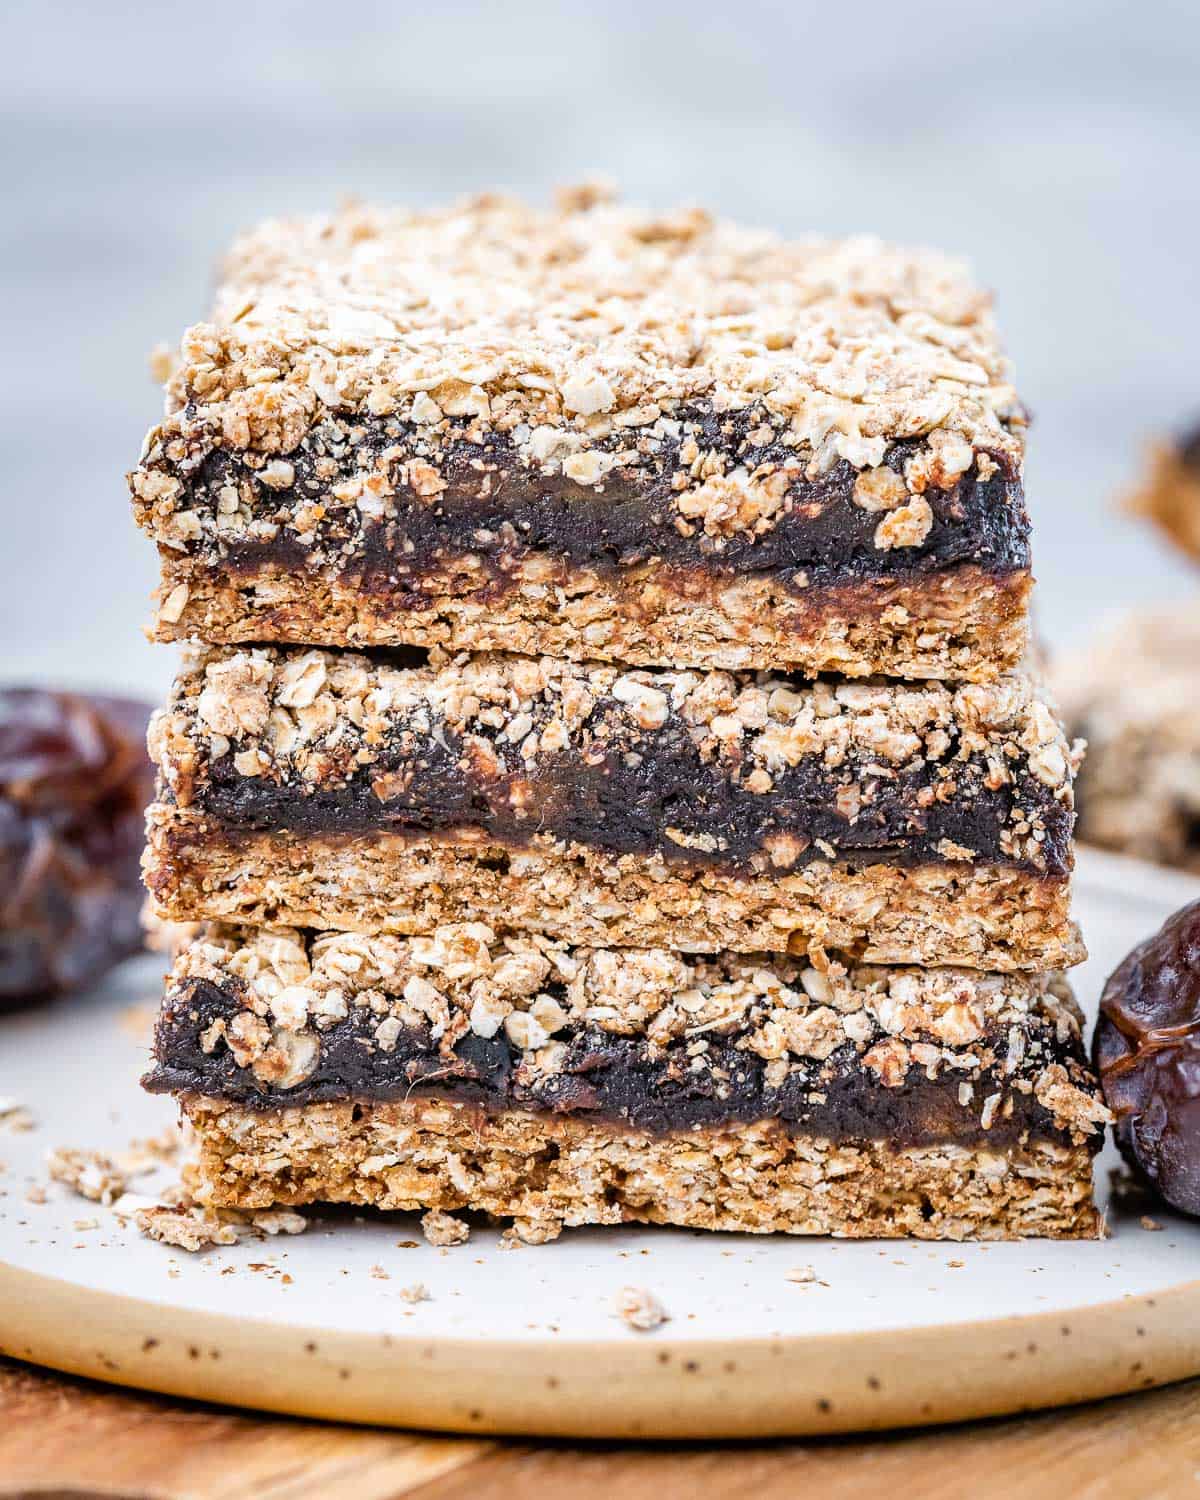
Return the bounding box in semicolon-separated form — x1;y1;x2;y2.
1140;1215;1163;1232
135;1206;238;1252
112;1155;158;1181
148;341;179;385
158;1178;196;1210
613;1285;670;1332
499;1217;562;1250
513;1217;561;1245
111;1192;164;1220
421;1209;470;1247
252;1209;307;1237
400;1282;431;1304
46;1147;127;1205
0;1099;35;1133
144;1128;182;1160
72;1217;100;1232
25;1183;47;1205
786;1264;817;1284
117;1128;182;1177
947;1259;966;1268
369;1263;390;1280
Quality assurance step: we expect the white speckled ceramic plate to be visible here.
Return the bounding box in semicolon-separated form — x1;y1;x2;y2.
2;846;1198;1439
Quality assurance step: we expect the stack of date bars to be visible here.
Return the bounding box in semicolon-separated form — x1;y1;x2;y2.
131;188;1108;1243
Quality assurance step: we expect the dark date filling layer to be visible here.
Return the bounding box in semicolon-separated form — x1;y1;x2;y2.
166;404;1030;602
147;977;1092;1149
189;718;1071;878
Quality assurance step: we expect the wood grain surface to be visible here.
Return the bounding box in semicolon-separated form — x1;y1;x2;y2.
3;1358;1199;1500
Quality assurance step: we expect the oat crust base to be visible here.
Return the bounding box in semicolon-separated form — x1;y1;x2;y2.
144;811;1083;970
150;555;1031;681
182;1094;1100;1242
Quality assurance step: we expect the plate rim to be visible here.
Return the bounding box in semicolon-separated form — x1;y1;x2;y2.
4;1257;1198;1438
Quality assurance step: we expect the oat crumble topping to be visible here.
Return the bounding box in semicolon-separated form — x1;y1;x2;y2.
130;188;1027;576
161;921;1103;1141
149;644;1075;874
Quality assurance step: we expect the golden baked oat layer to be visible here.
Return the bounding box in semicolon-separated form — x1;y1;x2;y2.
153;923;1106;1242
143;645;1082;967
183;1098;1103;1243
131;188;1031;678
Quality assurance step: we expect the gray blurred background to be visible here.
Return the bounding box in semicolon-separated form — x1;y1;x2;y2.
3;0;1198;696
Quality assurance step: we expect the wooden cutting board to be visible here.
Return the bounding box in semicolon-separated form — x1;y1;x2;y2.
3;1358;1200;1499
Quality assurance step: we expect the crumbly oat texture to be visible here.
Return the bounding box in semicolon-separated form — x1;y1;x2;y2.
204;187;1024;466
146;558;1031;683
134;1204;239;1251
144;638;1084;966
251;1207;308;1235
144;815;1082;970
131;188;1031;679
146;644;1079;889
147;921;1107;1150
1054;606;1200;870
180;1095;1102;1241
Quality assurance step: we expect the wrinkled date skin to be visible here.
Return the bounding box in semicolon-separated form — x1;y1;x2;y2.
0;688;153;1005
1095;899;1200;1216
